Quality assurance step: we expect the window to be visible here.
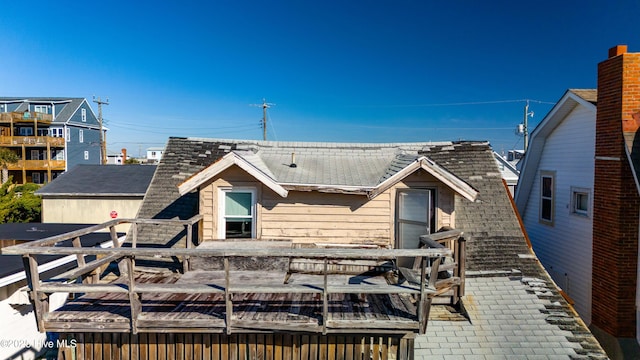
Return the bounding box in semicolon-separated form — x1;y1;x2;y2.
84;151;89;160
19;127;33;136
34;105;49;114
540;171;555;224
50;128;63;138
81;108;86;122
66;128;70;142
79;129;84;143
219;188;256;239
571;187;590;217
32;172;40;184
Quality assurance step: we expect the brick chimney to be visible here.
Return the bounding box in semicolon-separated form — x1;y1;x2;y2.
592;45;640;340
121;148;127;162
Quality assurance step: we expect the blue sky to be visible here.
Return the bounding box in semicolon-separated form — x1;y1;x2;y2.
1;1;638;157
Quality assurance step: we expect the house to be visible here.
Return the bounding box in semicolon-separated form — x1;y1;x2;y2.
145;146;164;163
35;164;156;231
0;223;122;360
493;151;520;196
2;137;607;359
0;97;104;184
515;45;640;358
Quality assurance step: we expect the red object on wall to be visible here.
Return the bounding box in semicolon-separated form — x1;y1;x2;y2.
110;211;118;219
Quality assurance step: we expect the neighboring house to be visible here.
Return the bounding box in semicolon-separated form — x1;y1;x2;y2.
36;165;156;231
0;97;103;184
493;151;520;196
515;45;640;358
0;224;122;360
145;146;164;163
106;148;133;165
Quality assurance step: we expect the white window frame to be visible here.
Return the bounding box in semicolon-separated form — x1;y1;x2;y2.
571;187;590;218
66;128;70;142
81;108;86;122
49;128;63;138
539;171;555;225
32;172;40;184
79;129;84;143
34;105;48;114
218;187;257;239
84;151;89;160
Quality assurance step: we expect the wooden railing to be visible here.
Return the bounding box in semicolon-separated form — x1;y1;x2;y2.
7;159;66;170
0;135;65;146
0;112;53;123
1;216;455;336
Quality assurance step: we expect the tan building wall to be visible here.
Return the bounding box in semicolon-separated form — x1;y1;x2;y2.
199;166;455;247
41;197;143;233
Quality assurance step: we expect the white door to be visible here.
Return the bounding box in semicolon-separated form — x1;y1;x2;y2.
396;189;432;267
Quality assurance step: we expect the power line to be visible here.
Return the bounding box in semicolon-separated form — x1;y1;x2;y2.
348;98;555;108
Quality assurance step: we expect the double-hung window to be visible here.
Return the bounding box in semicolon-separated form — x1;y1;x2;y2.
79;129;84;143
219;188;256;239
540;171;555;225
81;108;87;122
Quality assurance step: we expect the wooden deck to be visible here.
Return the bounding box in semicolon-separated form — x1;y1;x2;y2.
1;216;463;339
45;270;420;335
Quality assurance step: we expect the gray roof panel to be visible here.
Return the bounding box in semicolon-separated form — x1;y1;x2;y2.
36;165;157;196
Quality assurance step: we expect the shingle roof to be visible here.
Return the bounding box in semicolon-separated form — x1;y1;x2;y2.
133;137;607;358
569;89;597;104
35;165;156;196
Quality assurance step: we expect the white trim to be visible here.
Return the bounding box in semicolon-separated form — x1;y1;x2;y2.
369;157;477;201
178;152;288;197
218;187;257;239
595;156;620;161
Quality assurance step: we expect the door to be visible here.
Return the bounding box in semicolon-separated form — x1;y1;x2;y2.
396;189;432;267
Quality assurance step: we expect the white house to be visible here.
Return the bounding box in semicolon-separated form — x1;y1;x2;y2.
493;152;520;196
146;147;164;163
515;89;596;324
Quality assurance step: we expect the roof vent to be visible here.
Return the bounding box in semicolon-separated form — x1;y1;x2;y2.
289;152;297;168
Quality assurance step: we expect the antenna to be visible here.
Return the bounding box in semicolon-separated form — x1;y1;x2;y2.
250;98;275;140
93;96;109;165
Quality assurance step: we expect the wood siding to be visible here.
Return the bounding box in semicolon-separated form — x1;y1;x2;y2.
57;332;414;360
199;167;455;246
521;104;595;324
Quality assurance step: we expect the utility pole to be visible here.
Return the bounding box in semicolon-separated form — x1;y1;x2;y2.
93;96;109;165
523;100;534;152
250;99;275;140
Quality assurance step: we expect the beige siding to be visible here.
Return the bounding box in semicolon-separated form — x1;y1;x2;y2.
41;197;143;233
200;165;456;247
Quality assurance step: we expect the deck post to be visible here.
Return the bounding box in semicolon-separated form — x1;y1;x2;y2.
322;257;328;335
72;236;86;267
224;256;232;335
22;254;48;331
126;257;141;334
183;224;193;273
458;237;467;297
109;225;120;248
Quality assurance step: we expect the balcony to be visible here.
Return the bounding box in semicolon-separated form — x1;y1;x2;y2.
8;160;65;171
0;111;53;123
0;135;65;147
